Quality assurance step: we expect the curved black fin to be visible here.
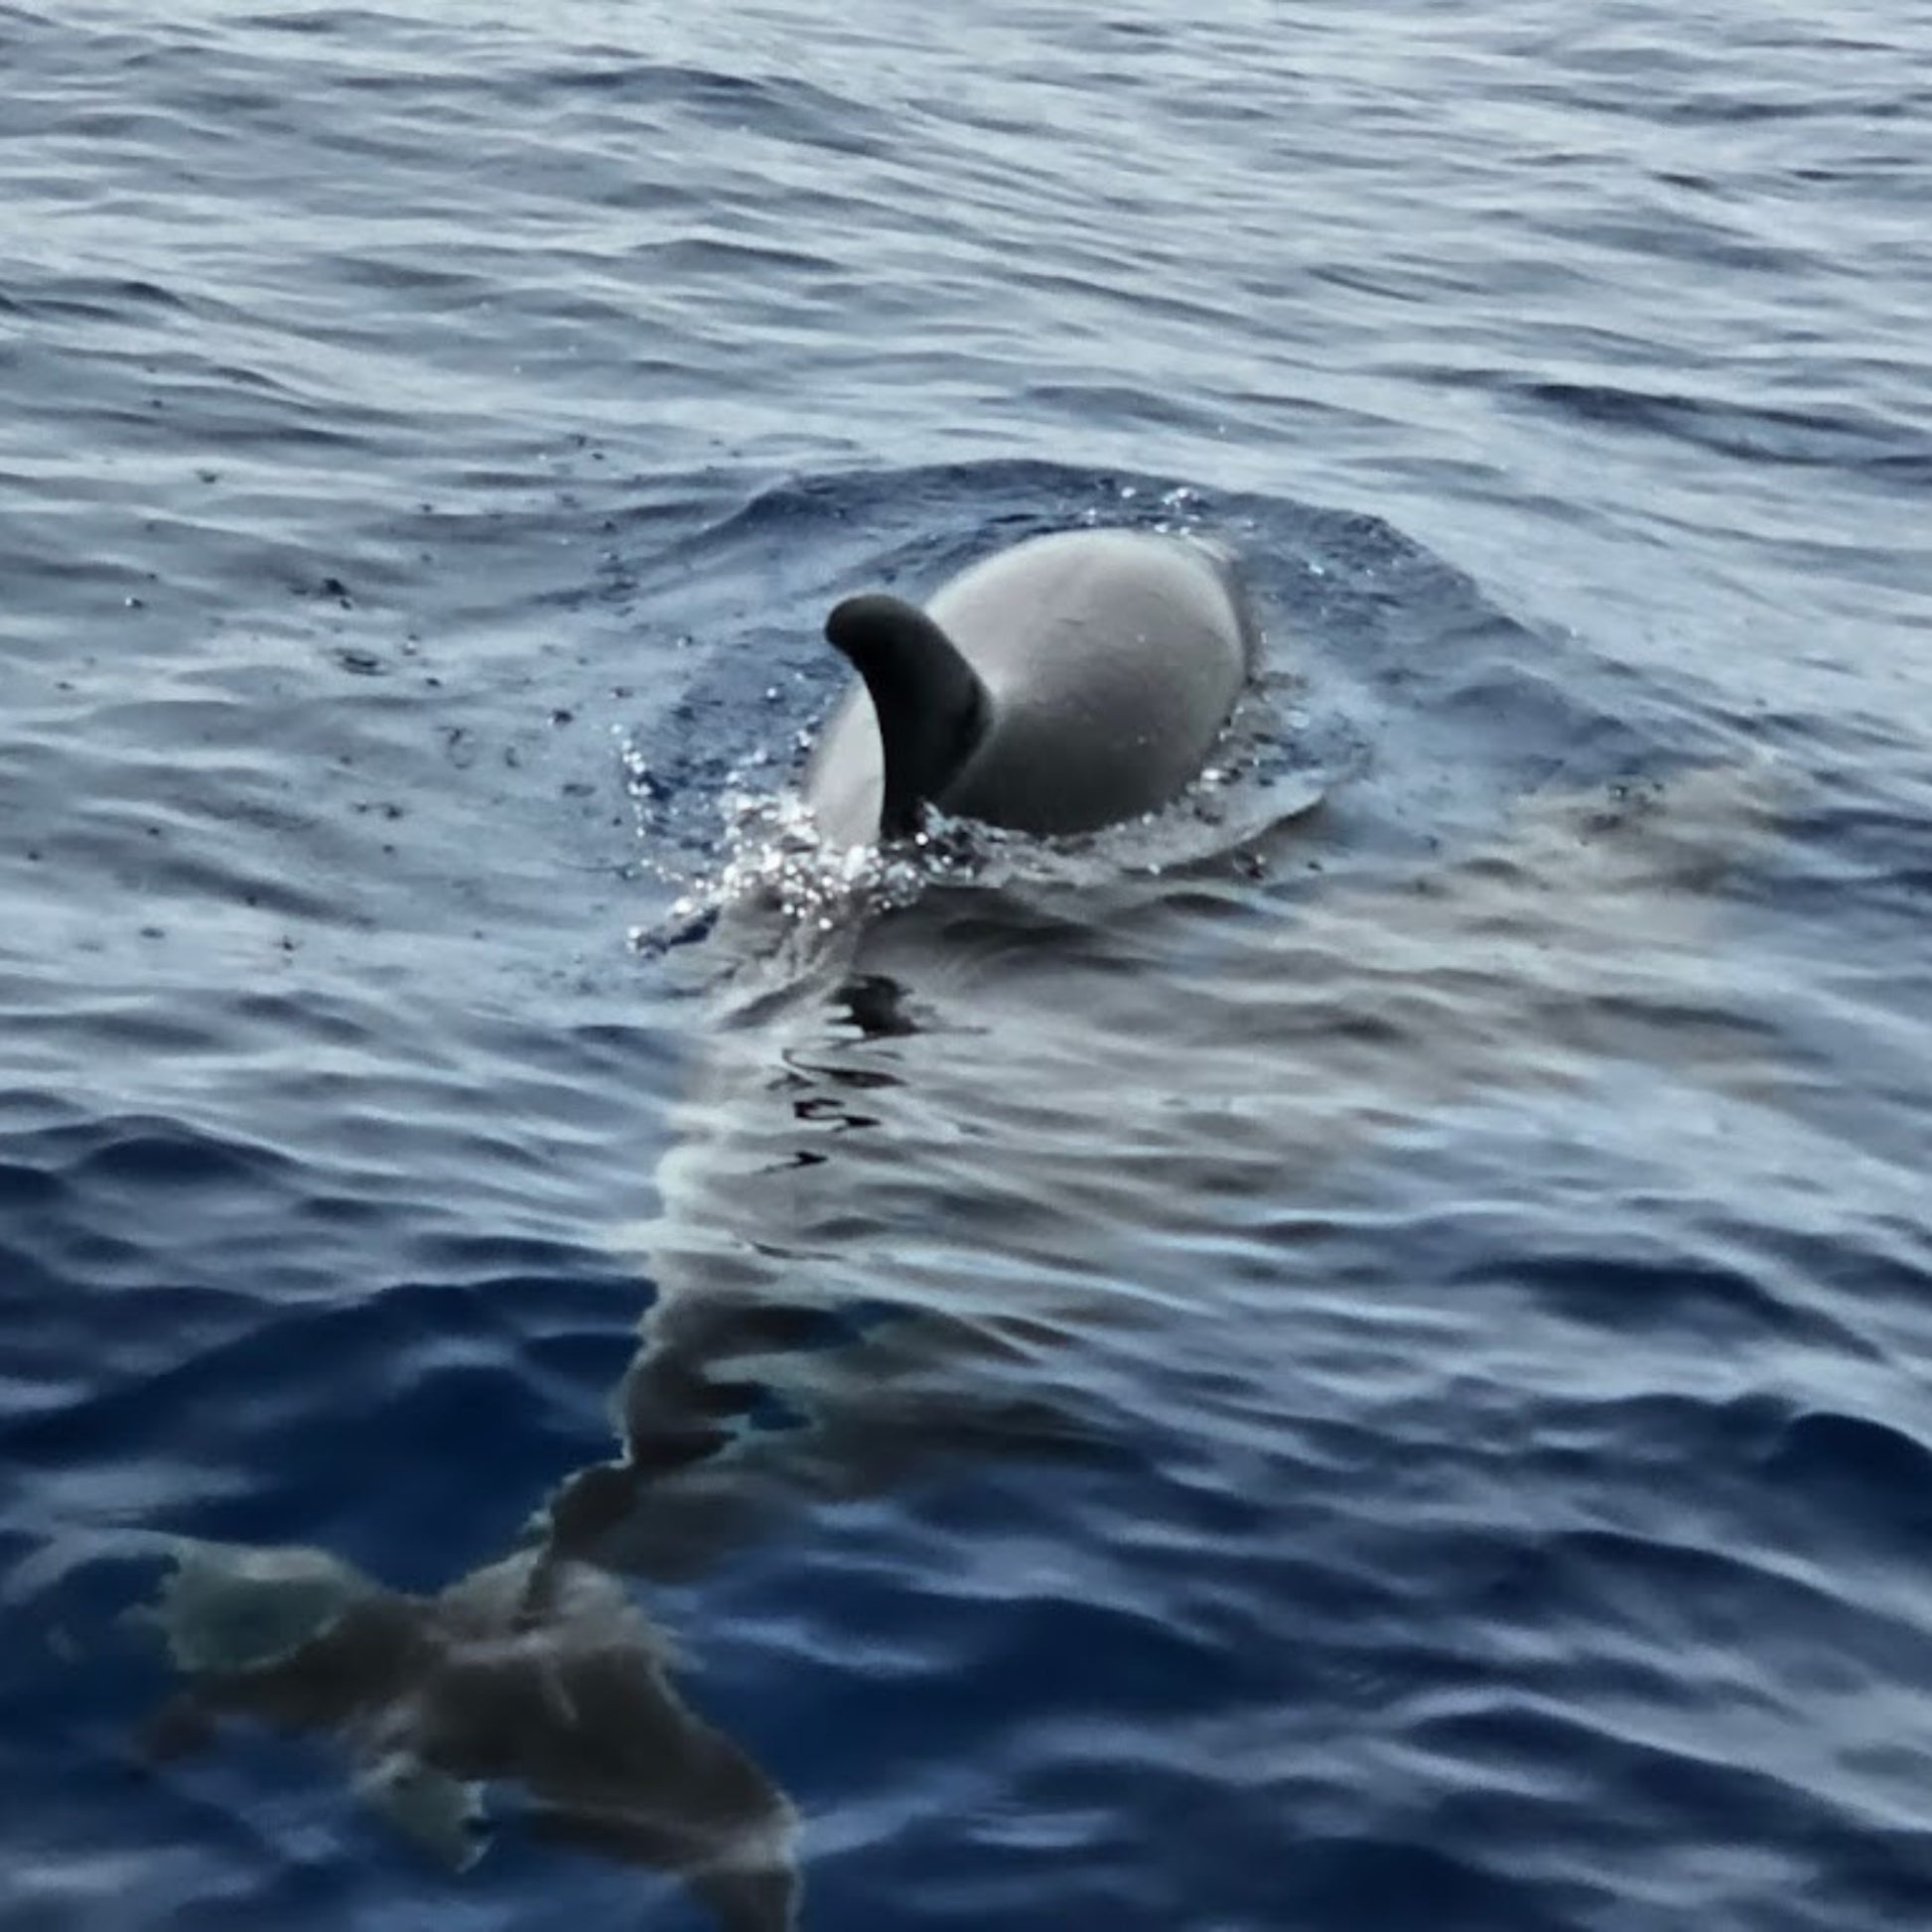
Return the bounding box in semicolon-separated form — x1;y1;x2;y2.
824;594;991;839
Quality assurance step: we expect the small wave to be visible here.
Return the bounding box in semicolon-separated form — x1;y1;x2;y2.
1761;1408;1932;1540
1513;380;1932;482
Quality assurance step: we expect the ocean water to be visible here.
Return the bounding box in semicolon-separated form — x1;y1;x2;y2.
4;2;1932;1928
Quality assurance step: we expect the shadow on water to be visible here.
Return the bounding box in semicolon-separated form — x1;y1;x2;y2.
134;464;1795;1930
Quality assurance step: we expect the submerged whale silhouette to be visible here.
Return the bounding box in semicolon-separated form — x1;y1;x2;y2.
135;746;1789;1932
142;1540;797;1932
804;527;1260;847
131;462;1794;1932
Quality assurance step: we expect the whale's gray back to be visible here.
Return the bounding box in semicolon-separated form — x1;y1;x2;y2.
805;529;1258;848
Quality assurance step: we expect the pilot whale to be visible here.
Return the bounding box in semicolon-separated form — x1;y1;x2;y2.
129;455;1794;1932
803;527;1261;848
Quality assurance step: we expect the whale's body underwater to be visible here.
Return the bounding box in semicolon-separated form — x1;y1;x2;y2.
803;527;1261;848
135;502;1792;1932
135;525;1271;1932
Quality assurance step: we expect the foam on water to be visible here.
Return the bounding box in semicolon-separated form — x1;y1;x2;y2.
627;675;1336;958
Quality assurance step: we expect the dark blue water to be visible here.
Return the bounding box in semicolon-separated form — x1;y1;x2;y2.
5;3;1932;1928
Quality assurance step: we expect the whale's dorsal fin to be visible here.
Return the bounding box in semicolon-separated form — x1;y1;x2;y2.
824;594;991;840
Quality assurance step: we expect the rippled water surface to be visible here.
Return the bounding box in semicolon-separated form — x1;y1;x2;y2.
5;2;1932;1927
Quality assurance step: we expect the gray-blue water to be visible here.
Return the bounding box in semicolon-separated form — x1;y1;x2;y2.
5;4;1932;1928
